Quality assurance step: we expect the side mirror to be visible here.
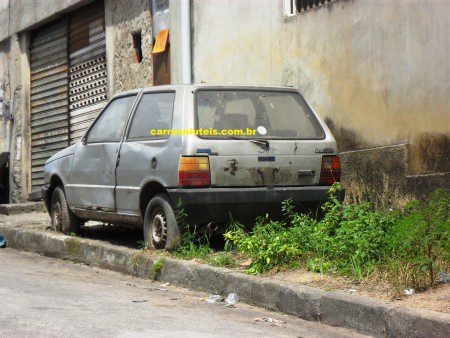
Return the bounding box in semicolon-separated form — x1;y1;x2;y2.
81;137;87;145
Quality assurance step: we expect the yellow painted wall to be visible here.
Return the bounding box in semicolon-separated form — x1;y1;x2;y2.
192;0;450;173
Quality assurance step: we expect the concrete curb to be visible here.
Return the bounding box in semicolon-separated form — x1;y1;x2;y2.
0;202;45;215
1;224;448;337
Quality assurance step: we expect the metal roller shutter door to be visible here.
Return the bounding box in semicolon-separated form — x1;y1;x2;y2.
30;19;69;191
69;1;107;144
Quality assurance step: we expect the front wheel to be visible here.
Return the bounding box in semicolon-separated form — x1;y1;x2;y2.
50;186;81;234
143;194;180;250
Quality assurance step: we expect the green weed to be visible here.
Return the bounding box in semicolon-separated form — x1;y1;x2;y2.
173;200;213;260
225;184;450;289
151;258;164;278
207;252;237;268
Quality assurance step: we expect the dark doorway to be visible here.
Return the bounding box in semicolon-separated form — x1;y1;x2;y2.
0;152;9;204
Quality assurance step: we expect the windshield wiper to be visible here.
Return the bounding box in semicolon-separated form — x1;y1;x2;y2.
249;138;270;150
228;136;269;150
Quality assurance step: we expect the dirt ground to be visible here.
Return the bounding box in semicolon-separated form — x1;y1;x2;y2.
1;211;448;314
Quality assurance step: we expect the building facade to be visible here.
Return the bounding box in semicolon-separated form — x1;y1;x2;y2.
0;0;449;206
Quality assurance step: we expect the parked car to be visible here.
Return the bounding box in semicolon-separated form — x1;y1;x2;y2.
42;85;342;249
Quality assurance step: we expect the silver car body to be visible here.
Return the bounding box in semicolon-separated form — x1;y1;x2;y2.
43;85;339;225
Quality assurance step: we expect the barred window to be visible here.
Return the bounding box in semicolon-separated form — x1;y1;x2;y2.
286;0;337;16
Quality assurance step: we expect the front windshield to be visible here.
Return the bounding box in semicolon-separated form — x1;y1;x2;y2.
195;90;325;139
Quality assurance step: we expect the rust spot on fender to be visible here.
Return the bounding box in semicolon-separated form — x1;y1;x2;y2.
224;159;238;176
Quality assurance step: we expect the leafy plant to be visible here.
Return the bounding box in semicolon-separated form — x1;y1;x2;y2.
225;215;303;274
225;184;450;289
151;258;164;278
386;189;449;289
137;240;149;250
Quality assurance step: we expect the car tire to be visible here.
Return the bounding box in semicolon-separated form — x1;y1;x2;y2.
143;194;180;250
50;186;81;234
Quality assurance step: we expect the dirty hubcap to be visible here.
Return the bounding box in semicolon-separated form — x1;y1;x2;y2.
151;208;167;247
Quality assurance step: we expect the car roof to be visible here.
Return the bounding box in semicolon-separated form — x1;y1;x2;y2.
112;84;298;98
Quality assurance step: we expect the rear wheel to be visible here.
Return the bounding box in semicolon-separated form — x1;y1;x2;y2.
143;194;180;250
50;186;81;234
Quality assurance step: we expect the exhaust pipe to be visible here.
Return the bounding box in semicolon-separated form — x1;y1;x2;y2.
198;222;219;235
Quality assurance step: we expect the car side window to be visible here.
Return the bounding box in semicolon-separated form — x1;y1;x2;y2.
86;95;137;143
127;92;175;141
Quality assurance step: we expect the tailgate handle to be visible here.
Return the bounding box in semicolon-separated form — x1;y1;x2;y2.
298;170;315;177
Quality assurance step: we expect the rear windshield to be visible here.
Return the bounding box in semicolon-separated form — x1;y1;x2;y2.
195;90;325;139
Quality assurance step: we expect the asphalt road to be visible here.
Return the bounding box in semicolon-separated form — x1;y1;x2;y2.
0;248;368;338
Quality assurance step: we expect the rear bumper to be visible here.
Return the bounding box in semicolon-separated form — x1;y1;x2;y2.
168;186;340;205
167;186;343;224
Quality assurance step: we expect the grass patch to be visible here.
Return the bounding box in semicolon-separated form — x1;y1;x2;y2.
129;253;143;271
207;252;237;268
173;224;213;260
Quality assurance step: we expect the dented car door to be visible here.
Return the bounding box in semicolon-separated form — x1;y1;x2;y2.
70;94;137;210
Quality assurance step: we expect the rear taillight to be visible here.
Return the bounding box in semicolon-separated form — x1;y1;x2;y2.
319;155;341;185
178;156;211;187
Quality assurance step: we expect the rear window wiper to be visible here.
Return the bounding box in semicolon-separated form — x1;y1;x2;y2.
229;136;269;150
249;138;270;150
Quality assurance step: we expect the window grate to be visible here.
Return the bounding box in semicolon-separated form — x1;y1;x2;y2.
287;0;337;15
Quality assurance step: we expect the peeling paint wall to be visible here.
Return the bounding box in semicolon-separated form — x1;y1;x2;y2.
2;33;31;203
0;40;13;154
105;0;153;96
281;0;449;170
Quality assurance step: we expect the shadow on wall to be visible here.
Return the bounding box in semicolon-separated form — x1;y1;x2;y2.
324;117;370;152
409;132;450;175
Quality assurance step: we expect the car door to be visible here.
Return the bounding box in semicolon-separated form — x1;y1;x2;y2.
70;94;137;210
115;91;178;216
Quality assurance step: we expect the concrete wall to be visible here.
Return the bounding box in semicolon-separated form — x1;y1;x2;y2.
192;0;282;86
191;0;450;203
168;0;181;84
0;0;90;42
105;0;154;96
0;40;12;154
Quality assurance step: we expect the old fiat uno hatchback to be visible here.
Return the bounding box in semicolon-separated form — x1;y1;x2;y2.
42;85;342;249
